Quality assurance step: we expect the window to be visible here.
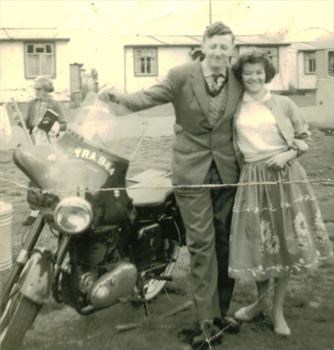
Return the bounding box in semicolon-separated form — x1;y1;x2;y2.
24;43;55;78
328;51;334;77
134;48;157;76
304;51;316;74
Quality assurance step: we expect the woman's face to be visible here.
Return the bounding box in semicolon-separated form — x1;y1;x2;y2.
241;62;266;94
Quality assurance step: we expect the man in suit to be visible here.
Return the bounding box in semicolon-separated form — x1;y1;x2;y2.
100;22;242;347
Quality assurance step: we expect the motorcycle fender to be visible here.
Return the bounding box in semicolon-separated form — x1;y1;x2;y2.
20;248;54;305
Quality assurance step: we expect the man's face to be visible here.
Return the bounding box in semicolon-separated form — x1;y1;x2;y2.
201;34;234;71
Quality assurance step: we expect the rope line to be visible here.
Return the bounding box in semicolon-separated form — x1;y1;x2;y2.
0;176;333;195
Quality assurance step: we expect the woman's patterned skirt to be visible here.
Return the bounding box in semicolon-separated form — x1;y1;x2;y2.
229;158;333;281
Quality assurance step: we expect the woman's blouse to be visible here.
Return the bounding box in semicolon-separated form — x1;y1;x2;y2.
236;91;288;162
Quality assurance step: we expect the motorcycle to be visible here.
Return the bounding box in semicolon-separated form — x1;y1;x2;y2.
0;94;186;350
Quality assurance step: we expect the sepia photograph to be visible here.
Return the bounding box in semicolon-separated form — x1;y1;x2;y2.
0;1;333;349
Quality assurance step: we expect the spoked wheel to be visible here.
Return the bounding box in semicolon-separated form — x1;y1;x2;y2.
0;285;41;350
142;243;180;301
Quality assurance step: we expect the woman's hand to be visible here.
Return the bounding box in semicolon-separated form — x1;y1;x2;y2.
265;150;298;170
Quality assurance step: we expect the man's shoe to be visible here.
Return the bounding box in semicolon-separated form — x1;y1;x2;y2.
199;319;223;348
22;215;37;226
214;316;241;334
178;320;223;349
177;325;202;344
191;334;220;350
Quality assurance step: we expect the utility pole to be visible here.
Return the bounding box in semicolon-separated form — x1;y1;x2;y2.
209;0;212;24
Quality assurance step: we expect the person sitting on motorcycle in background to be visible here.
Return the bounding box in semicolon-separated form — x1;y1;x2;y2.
23;76;67;226
99;21;242;349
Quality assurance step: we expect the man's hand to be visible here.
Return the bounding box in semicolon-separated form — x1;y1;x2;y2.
98;86;119;103
49;121;60;136
265;150;298;170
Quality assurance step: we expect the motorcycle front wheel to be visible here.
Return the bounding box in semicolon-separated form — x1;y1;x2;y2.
0;290;41;350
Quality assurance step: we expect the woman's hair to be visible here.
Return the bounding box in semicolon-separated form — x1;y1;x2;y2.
34;76;54;93
232;49;276;83
202;21;235;43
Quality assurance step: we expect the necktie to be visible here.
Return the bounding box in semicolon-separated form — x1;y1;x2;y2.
206;74;226;97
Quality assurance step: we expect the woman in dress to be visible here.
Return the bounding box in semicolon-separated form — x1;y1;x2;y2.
229;49;333;336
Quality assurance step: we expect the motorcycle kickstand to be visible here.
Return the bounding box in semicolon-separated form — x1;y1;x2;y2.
128;244;149;317
137;276;149;317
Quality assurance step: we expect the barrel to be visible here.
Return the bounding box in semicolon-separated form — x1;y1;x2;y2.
0;201;13;271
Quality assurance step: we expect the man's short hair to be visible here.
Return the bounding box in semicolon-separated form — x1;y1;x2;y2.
232;49;277;83
202;21;235;43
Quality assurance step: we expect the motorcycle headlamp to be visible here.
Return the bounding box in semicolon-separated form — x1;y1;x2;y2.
54;197;93;234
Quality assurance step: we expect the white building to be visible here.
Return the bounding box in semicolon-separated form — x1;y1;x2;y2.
0;28;71;102
121;34;291;93
286;36;334;91
300;37;334;126
1;28;332;105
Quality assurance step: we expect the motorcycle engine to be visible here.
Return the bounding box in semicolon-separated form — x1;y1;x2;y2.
58;226;129;311
58;221;172;312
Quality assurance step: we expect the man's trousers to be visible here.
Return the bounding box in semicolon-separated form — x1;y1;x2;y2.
175;162;236;320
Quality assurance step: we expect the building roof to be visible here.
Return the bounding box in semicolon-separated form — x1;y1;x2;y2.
123;35;201;47
236;34;290;46
288;31;334;50
292;42;317;51
291;35;334;51
0;28;70;41
123;34;290;48
310;35;334;50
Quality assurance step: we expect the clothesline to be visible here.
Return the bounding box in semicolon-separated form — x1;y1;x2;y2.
0;176;333;195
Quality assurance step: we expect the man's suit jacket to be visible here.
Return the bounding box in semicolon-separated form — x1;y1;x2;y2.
118;61;243;185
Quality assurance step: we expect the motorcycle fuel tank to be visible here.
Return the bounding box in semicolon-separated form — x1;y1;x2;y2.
89;263;137;308
13;130;128;195
13;130;132;225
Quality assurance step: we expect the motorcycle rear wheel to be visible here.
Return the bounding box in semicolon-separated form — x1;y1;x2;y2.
0;292;41;350
142;244;180;301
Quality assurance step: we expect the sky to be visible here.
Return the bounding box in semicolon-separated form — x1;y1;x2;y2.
1;0;334;38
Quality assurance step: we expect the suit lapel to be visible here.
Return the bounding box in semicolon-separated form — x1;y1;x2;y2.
190;62;209;118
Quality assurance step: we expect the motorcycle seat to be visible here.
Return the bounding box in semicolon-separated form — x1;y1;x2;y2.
127;176;173;207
